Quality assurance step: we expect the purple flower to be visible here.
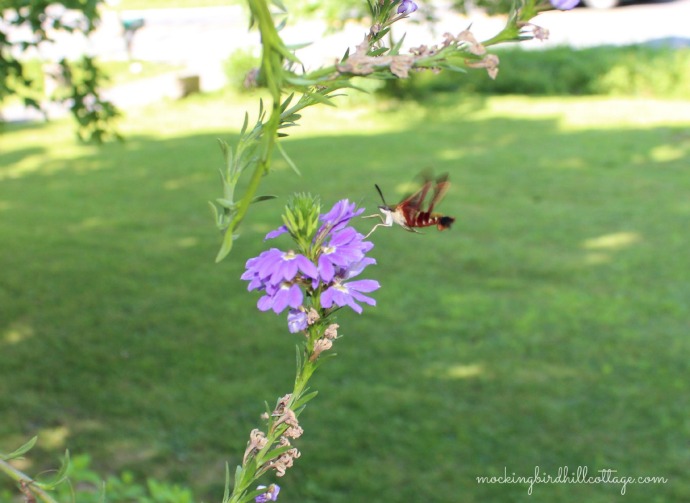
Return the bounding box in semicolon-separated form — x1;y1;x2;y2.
550;0;579;9
318;227;373;283
257;282;303;314
242;248;318;288
320;199;364;233
397;0;418;14
321;278;380;314
265;225;289;240
256;484;280;502
287;309;308;333
242;249;318;313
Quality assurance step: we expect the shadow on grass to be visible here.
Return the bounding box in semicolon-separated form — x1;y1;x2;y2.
1;105;689;502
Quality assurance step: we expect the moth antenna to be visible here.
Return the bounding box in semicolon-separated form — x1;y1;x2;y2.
374;184;388;207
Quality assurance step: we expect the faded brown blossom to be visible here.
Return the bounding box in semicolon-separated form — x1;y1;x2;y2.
306;307;320;325
275;408;304;439
390;55;414;78
310;323;339;361
337;41;413;78
273;394;291;416
466;54;500;80
324;323;339;340
337;42;376;75
265;436;301;477
243;428;268;464
310;337;333;361
456;29;487;56
519;22;549;42
409;44;440;57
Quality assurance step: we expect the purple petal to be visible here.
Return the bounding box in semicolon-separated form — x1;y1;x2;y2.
320;199;365;232
318;254;335;283
344;294;364;314
271;288;290;314
347;279;380;293
265;225;289;240
397;0;418;14
320;287;336;309
287;283;303;308
287;309;307;333
550;0;579;9
257;295;274;311
350;290;377;307
295;254;319;279
343;257;376;279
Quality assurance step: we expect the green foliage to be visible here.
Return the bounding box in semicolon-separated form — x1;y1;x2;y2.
1;92;689;501
391;45;690;99
52;454;196;503
0;0;119;142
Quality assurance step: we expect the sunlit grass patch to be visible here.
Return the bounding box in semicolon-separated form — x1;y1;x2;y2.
1;93;689;502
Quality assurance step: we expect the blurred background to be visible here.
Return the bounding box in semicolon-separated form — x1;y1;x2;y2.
1;0;689;502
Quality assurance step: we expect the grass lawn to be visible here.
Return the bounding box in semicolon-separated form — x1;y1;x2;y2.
1;91;689;502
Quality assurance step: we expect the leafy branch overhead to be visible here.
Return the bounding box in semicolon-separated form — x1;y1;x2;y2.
211;0;556;262
0;0;119;142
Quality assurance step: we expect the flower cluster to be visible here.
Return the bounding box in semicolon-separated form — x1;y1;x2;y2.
238;197;380;502
241;199;380;331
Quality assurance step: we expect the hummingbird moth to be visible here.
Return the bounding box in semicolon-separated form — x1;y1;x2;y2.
365;173;456;237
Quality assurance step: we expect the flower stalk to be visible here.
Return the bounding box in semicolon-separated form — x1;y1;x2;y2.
227;197;379;502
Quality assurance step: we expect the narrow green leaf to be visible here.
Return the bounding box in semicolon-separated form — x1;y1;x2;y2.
276;141;300;176
283;74;320;86
216;229;235;262
251;195;278;204
233;463;242;488
285;41;312;51
306;92;337;107
366;0;375;15
283;207;298;230
370;46;389;57
262;444;293;462
292;390;318;410
280;93;295;113
0;436;37;461
390;33;407;55
215;198;237;209
221;463;232;503
295;345;302;378
208;201;221;225
240;112;250;136
36;450;70;489
340;47;350;63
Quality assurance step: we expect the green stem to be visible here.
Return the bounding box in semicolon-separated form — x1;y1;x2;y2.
226;335;320;503
0;459;60;503
216;0;286;262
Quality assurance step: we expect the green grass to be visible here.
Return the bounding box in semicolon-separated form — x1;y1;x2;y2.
1;91;690;502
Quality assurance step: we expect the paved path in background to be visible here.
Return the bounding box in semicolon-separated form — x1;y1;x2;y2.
3;0;689;122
